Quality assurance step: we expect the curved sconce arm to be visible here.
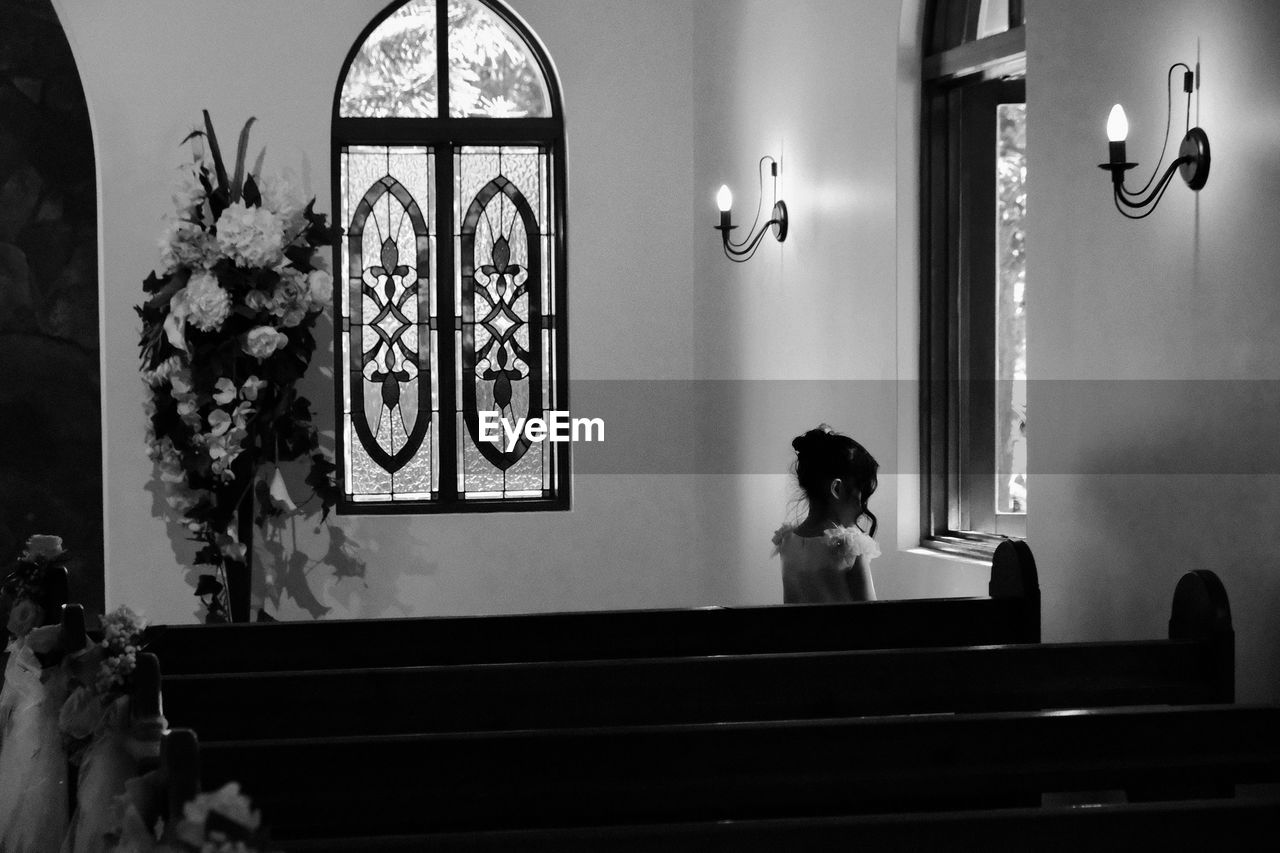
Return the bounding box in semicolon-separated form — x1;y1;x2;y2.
714;156;790;264
716;201;789;262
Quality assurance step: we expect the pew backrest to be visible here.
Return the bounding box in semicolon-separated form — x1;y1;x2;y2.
161;634;1228;739
149;540;1039;673
198;703;1280;837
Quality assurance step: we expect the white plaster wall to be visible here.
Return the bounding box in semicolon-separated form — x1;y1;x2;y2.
1027;0;1280;701
689;0;991;605
55;0;706;622
54;0;1007;627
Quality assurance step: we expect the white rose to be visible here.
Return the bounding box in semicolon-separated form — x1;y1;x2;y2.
184;271;232;332
242;325;288;360
159;218;217;273
271;272;310;327
260;170;306;220
182;783;261;832
307;269;333;310
24;535;64;560
171;167;206;215
216;201;285;268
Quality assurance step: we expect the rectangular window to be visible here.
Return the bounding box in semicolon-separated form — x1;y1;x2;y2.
921;24;1026;556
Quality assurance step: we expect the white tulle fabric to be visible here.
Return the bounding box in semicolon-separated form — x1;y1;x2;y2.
772;522;880;604
61;690;138;853
0;634;71;852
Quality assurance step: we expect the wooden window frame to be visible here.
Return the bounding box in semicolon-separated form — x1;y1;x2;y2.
920;7;1026;559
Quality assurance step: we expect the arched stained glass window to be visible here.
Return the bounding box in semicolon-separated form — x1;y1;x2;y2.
334;0;568;513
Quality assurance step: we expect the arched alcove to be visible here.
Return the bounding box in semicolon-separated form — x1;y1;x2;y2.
0;0;102;611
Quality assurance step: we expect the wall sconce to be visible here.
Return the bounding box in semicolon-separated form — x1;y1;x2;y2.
1098;63;1210;219
714;156;789;262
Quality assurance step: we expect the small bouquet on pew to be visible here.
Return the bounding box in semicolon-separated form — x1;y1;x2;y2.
60;605;150;759
163;782;276;852
0;533;70;649
113;781;277;853
60;605;157;853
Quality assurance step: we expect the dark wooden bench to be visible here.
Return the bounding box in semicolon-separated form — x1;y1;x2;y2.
197;703;1280;838
271;798;1280;852
158;568;1228;739
145;540;1039;674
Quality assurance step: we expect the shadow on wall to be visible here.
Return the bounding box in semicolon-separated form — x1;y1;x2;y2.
145;436;409;623
0;0;103;612
1049;384;1280;701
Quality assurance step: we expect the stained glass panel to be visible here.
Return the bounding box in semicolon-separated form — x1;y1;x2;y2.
340;0;438;118
455;145;554;498
340;146;439;502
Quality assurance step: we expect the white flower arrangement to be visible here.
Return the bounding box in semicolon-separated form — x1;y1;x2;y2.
136;111;339;622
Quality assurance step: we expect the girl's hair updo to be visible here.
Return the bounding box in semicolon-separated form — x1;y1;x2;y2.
792;424;879;536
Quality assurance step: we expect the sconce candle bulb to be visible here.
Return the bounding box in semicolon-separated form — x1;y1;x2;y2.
1098;63;1211;218
716;185;733;212
713;157;788;263
716;185;733;231
1106;104;1129;181
1106;104;1129;142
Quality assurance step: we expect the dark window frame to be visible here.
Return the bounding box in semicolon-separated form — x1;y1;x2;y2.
920;0;1026;559
331;0;570;515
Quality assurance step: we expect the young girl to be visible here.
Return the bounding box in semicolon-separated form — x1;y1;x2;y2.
772;424;881;603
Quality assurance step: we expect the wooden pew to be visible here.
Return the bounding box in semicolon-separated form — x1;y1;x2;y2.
146;539;1038;674
273;798;1280;852
158;568;1228;739
161;728;201;822
198;703;1280;839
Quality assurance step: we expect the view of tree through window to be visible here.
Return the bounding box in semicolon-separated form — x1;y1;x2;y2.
996;104;1027;515
339;0;549;119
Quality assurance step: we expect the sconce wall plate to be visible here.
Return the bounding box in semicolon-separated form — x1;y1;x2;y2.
769;201;788;242
1178;127;1210;190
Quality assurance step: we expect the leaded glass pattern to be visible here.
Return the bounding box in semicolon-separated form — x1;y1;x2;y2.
335;0;566;513
341;146;439;502
456;146;556;499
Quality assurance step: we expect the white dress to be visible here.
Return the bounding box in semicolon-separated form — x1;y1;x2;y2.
61;690;137;853
772;522;880;603
0;634;71;851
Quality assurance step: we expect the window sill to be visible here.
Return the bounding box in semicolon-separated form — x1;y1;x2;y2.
917;533;1015;563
